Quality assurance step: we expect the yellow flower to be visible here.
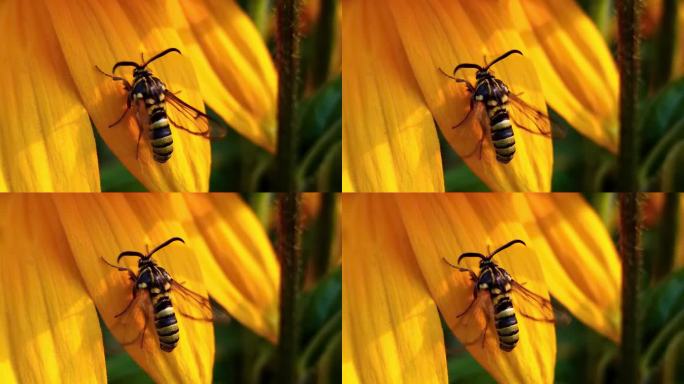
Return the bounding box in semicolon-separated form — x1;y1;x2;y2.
0;193;279;382
0;0;276;192
342;193;621;383
342;0;618;192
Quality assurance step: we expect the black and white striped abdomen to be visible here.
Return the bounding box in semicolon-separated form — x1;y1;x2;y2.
492;293;519;351
487;103;515;164
152;292;179;352
146;99;173;163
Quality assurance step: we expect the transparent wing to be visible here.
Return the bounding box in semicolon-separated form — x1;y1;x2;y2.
510;280;556;323
109;288;157;351
507;93;566;139
164;91;228;140
170;280;214;321
453;101;491;160
453;288;495;348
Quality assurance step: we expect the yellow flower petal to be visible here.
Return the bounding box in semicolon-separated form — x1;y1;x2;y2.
342;0;445;192
523;193;621;341
342;194;448;383
396;193;556;383
0;1;99;192
513;0;619;152
52;194;214;383
44;0;211;191
176;0;277;152
183;193;280;342
388;0;553;191
0;195;105;382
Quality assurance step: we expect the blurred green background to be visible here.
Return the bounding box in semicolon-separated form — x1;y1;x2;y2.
444;193;684;383
103;193;341;383
97;0;341;192
444;0;684;192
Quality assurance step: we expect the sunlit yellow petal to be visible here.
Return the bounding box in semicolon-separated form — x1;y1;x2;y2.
0;1;99;192
44;0;211;191
52;194;214;383
396;193;556;383
342;194;448;383
183;193;280;342
513;0;619;152
387;0;553;191
342;0;445;192
177;0;277;151
524;193;621;341
0;195;105;382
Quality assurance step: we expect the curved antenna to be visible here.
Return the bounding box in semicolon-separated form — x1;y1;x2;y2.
117;250;146;263
484;49;523;71
112;61;141;74
453;63;482;77
487;239;526;260
142;48;182;68
146;237;185;259
457;252;487;264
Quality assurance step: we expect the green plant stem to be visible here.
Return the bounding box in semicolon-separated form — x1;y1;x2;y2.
298;310;341;371
249;193;273;229
312;193;336;277
246;0;271;37
619;192;643;384
276;0;302;192
617;0;641;191
653;193;678;281
312;0;337;87
588;0;613;39
651;0;678;90
642;310;684;370
277;193;303;384
638;118;684;187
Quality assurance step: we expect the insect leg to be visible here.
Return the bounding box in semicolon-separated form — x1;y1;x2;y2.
108;99;133;128
100;257;137;282
456;284;480;318
95;65;132;89
115;289;139;318
460;309;489;347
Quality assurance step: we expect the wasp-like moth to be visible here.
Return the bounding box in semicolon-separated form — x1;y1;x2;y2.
96;48;226;163
440;50;552;164
442;239;555;352
102;237;212;352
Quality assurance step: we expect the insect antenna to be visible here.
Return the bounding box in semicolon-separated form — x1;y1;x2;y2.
486;239;526;260
145;237;185;259
117;250;146;263
483;49;523;71
142;48;182;68
112;61;141;74
453;63;482;77
457;252;487;264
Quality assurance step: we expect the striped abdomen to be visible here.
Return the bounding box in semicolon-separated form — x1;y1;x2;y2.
492;292;519;351
487;102;515;163
146;99;173;163
152;291;179;352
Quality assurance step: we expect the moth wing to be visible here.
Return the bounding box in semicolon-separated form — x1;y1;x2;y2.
170;280;214;321
164;91;227;140
507;93;566;138
109;288;157;351
453;289;495;347
509;280;556;323
453;102;492;159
